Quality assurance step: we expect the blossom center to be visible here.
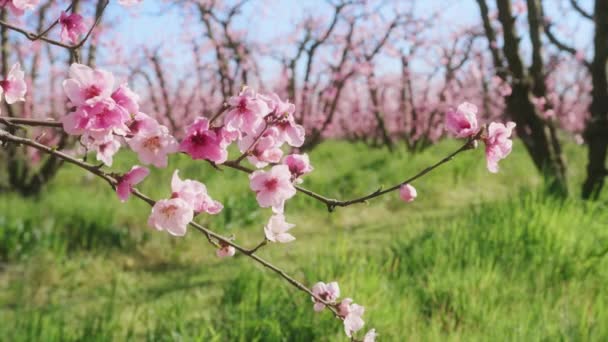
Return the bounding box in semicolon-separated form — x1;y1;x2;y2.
161;204;178;218
84;85;102;99
264;178;278;191
144;136;161;151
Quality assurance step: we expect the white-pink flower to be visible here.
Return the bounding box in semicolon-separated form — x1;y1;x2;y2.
116;165;149;202
399;184;417;203
311;281;340;312
61;100;130;136
283;153;313;181
363;329;377;342
59;11;87;44
78;131;121;166
445;102;479;138
179;117;236;164
171;170;223;215
337;298;370;337
148;198;193;236
224;87;269;136
342;301;365;337
238;127;283;168
484;122;516;173
112;83;140;115
63;63;114;106
249;165;296;213
128;124;178;168
264;213;295;243
216;241;236;258
0;63;27;104
262;93;305;147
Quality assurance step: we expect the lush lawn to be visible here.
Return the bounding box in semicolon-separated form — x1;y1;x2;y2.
1;138;607;341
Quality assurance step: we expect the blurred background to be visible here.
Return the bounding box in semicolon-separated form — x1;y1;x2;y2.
1;0;608;340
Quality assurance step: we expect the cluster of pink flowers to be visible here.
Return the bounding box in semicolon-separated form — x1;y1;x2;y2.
0;63;27;110
61;64;178;167
148;170;222;236
445;101;516;173
311;281;376;341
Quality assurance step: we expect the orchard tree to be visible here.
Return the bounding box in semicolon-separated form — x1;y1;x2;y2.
0;1;519;340
476;0;569;194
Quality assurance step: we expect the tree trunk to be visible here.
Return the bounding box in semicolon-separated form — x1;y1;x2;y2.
582;0;608;199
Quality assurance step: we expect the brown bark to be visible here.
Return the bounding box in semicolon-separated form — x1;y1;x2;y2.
582;0;608;199
476;0;568;194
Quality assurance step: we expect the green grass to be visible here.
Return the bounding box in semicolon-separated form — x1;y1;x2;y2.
1;138;607;341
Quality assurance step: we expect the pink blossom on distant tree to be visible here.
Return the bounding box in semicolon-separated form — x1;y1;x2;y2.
116;166;149;202
59;11;87;44
264;213;296;243
171;170;223;215
484;122;516;173
249;165;296;213
148;198;193;236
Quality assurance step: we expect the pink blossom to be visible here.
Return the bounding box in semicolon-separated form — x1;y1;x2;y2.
283;153;313;181
116;166;149;202
224;88;269;135
0;0;39;15
445;102;479;138
399;184;417;202
59;11;87;44
216;241;236;258
363;329;377;342
311;281;340;312
262;93;305;147
62;100;129;136
148;198;193;236
171;170;223;214
0;63;27;104
484;122;516;173
343;302;365;337
249;165;296;213
128;124;178;168
78;131;121;166
264;213;295;243
127;112;158;137
63;63;114;106
112;84;140;115
93;136;121;166
238;127;283;168
179;117;236;164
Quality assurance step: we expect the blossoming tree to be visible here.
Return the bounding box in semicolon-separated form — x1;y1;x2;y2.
0;1;519;340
